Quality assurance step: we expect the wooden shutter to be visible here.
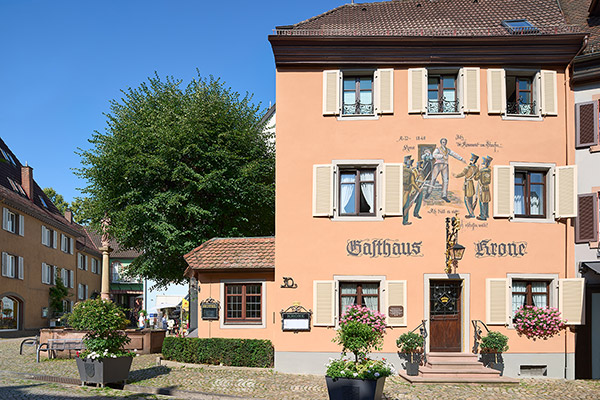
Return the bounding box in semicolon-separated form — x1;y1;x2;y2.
41;225;47;245
386;280;407;327
53;231;57;249
41;263;46;284
382;163;403;216
69;238;74;255
313;164;333;217
559;278;585;325
313;280;335;326
85;255;88;270
60;234;65;251
554;165;578;218
576;101;599;148
462;67;480;113
18;214;24;236
486;278;509;325
541;70;558;116
375;68;394;114
408;68;426;113
69;270;74;288
18;257;23;280
323;70;340;115
1;252;7;277
576;193;599;243
487;68;506;114
493;165;514;218
2;208;7;231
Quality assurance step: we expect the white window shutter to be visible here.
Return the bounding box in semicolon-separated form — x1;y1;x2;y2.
18;257;23;279
18;214;24;236
78;284;82;300
69;270;74;288
541;70;558;116
53;231;57;249
486;278;509;325
323;70;341;115
313;280;335;326
78;254;82;269
487;68;506;114
2;208;8;231
313;164;334;217
85;255;88;270
52;266;56;285
559;278;585;325
41;226;47;245
41;263;46;284
375;68;394;114
386;280;407;327
1;252;7;277
462;67;480;113
408;68;427;113
70;238;74;255
554;165;578;218
85;285;88;299
493;165;514;218
382;163;403;216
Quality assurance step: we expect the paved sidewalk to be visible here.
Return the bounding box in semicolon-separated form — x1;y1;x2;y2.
2;338;600;399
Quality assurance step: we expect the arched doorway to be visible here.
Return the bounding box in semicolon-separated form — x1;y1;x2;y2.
0;295;22;331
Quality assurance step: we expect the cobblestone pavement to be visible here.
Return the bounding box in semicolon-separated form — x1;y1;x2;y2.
2;338;600;399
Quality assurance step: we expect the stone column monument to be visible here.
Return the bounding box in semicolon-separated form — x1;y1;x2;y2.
100;215;113;300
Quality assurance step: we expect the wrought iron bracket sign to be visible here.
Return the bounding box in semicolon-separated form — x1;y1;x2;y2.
281;277;297;288
200;298;220;321
280;305;312;332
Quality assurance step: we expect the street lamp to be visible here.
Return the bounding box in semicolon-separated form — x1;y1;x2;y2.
445;215;465;274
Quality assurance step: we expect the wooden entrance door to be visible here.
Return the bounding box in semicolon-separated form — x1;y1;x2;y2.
429;280;462;352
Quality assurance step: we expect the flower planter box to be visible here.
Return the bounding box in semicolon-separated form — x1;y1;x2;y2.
76;356;133;386
480;353;504;376
325;376;386;400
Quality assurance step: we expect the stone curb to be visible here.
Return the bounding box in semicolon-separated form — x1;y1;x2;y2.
0;369;263;400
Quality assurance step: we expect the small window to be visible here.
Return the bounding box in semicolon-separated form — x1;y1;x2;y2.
3;209;17;234
39;196;48;208
506;74;536;116
428;74;459;114
224;283;262;323
512;280;550;315
340;282;380;315
339;168;376;216
501;19;538;35
7;178;26;196
342;75;374;116
1;253;16;278
514;170;547;218
42;226;55;248
0;148;16;166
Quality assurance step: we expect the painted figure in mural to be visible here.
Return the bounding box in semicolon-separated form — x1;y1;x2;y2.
421;148;434;180
402;155;422;225
425;138;465;202
476;156;493;220
454;153;480;218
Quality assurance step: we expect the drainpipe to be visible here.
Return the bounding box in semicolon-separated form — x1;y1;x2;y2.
562;35;588;380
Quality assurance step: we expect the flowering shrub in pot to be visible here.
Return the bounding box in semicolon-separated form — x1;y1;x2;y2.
513;306;567;340
396;332;424;376
325;305;394;400
68;299;135;386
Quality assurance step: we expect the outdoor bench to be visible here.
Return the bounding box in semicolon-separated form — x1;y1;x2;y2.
36;338;85;362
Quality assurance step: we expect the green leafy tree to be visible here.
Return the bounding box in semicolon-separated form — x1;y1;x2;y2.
42;188;91;225
77;73;275;286
43;187;69;215
49;273;70;318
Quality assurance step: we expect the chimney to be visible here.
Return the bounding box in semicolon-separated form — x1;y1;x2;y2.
65;209;73;223
21;164;34;200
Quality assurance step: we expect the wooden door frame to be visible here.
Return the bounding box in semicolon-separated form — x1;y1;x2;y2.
423;274;470;353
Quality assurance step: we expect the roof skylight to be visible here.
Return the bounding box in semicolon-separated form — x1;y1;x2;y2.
1;148;16;166
501;19;539;34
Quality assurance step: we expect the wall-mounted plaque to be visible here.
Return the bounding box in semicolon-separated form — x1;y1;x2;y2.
388;306;404;318
200;298;220;321
280;305;312;332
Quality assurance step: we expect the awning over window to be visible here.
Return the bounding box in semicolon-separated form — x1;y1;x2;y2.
110;283;143;294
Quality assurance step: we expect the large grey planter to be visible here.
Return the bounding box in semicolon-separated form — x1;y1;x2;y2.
76;356;133;386
325;376;386;400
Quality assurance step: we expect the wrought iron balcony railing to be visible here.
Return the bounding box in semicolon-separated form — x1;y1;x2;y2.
342;102;374;116
506;100;537;116
428;99;459;114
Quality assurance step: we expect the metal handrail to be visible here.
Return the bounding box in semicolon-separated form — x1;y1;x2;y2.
410;319;428;365
471;319;490;354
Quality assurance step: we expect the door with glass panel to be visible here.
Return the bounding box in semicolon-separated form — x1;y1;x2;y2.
429;280;462;352
339;282;379;316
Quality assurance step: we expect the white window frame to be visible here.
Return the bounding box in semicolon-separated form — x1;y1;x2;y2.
338;69;379;120
42;263;53;285
2;252;16;278
219;279;266;329
506;273;559;329
510;162;555;223
502;69;542;120
333;275;386;328
332;159;384;221
3;208;16;233
78;253;85;270
424;68;463;118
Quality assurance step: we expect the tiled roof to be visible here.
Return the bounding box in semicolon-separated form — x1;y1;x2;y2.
85;228;142;259
184;237;275;272
75;225;102;257
278;0;579;37
560;0;600;54
0;137;81;237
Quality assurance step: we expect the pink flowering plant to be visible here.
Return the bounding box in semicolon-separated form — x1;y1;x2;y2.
326;305;394;380
513;306;567;340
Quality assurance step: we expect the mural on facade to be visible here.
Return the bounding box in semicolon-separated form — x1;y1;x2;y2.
346;239;423;257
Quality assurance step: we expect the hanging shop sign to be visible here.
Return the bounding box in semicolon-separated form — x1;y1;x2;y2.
200;298;220;321
280;305;312;332
346;239;423;258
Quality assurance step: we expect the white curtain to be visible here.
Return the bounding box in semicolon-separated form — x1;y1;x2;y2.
531;282;547;307
361;183;374;213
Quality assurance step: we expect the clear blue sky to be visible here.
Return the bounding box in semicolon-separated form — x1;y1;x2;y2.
0;0;348;203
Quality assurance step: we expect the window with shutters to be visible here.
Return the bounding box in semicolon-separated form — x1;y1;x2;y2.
41;263;54;285
427;73;459;114
343;75;374;116
575;101;599;148
1;253;17;279
224;283;262;324
506;73;537;116
339;168;376;216
2;208;20;234
60;234;72;254
339;282;380;315
78;253;85;270
42;226;56;248
511;280;550;316
514;170;547;218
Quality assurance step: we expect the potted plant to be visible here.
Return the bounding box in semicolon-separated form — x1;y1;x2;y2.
479;331;509;374
513;306;567;340
396;331;424;376
68;299;135;386
325;305;395;400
